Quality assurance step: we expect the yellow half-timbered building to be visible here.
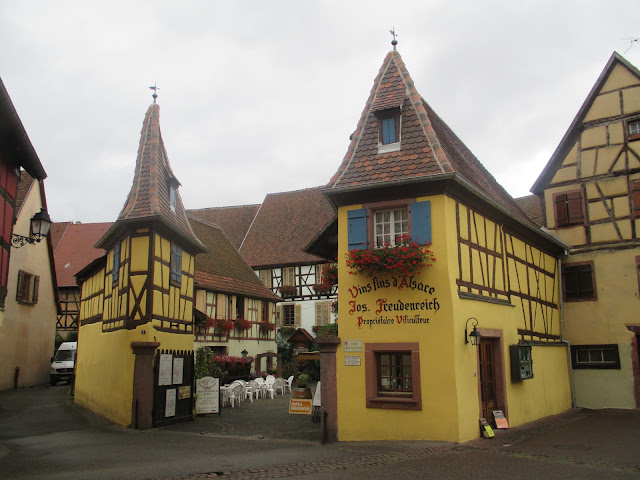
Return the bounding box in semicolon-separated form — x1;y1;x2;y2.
312;46;572;443
74;100;206;428
532;52;640;409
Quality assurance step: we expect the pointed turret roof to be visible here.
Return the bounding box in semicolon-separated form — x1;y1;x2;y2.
326;49;529;222
96;103;205;253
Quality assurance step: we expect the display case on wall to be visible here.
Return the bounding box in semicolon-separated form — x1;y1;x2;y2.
510;344;533;381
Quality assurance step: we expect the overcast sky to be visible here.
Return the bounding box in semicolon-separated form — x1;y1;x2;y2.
1;0;639;223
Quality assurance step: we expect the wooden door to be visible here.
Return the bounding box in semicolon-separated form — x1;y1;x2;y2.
479;338;497;421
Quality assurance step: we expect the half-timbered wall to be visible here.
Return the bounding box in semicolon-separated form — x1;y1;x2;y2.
456;202;560;342
151;233;195;335
79;267;105;325
57;286;80;332
543;63;640;250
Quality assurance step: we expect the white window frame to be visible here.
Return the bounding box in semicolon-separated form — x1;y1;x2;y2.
374;207;409;247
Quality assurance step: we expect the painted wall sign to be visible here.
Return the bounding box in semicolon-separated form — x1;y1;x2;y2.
165;388;176;418
345;355;361;366
347;275;440;329
172;357;184;385
343;340;362;352
196;376;220;414
289;399;313;415
158;354;173;386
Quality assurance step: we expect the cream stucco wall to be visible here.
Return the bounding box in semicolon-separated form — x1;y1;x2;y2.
0;181;57;390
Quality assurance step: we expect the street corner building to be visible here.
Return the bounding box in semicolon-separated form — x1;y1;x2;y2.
74;101;207;428
531;53;640;410
314;48;573;443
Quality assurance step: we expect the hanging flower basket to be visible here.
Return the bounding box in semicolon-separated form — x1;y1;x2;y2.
345;235;435;277
279;285;297;297
234;318;252;331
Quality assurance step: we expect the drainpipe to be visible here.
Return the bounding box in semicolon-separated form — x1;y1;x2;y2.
13;366;20;389
559;255;576;408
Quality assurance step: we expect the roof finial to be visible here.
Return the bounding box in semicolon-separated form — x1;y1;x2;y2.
390;27;398;50
149;83;160;103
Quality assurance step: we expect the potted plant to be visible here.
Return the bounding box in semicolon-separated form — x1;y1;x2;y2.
293;373;313;399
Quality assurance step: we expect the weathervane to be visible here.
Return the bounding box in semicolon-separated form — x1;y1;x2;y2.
149;83;160;103
390;27;398;50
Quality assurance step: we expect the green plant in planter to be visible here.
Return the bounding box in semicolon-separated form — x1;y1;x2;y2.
297;373;311;388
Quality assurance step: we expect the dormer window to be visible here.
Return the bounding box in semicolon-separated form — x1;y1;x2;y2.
375;108;401;154
169;185;176;212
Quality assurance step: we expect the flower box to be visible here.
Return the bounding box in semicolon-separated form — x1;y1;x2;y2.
279;285;297;297
234;318;252;331
346;235;435;277
312;283;333;294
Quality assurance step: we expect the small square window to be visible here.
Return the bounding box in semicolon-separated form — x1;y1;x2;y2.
562;261;596;301
282;304;295;326
169;186;177;212
365;343;421;410
629;120;640;140
553;190;586;228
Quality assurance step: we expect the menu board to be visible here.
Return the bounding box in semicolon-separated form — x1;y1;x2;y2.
158;354;173;386
196;376;220;414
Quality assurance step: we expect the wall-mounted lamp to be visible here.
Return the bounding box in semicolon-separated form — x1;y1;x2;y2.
465;317;482;346
11;208;52;249
241;349;248;358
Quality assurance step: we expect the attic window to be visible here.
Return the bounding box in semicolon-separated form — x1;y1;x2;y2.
169;185;176;212
629;120;640;141
375;108;401;154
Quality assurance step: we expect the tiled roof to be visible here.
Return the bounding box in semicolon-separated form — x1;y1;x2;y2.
15;170;36;214
326;50;529;222
188;215;280;301
97;103;204;253
187;204;260;250
52;222;113;287
515;195;543;226
239;187;336;268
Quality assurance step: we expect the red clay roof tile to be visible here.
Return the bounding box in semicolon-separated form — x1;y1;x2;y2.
187;204;260;250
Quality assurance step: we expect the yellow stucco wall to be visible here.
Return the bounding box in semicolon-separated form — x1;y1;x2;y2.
75;230;196;426
335;195;571;443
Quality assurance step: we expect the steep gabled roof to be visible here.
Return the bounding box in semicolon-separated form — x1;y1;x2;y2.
15;170;36;215
96;103;205;253
188;215;280;301
326;49;529;222
0;77;47;180
187;204;260;250
531;52;640;194
51;222;113;287
239;187;336;268
515;195;543;227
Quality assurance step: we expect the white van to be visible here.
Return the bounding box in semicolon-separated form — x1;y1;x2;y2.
50;341;77;385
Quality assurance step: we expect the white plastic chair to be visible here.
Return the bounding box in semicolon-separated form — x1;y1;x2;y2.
284;375;294;394
227;383;243;408
254;377;266;398
245;380;259;402
265;375;275;388
274;377;286;395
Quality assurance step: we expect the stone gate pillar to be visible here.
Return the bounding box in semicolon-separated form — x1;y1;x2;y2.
131;341;160;429
316;336;340;444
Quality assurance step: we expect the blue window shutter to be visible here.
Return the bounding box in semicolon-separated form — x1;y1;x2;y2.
347;209;367;251
411;200;431;245
381;117;396;144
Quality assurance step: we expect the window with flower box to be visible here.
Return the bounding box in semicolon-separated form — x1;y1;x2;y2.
347;199;431;251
